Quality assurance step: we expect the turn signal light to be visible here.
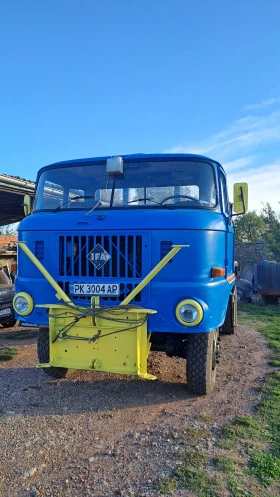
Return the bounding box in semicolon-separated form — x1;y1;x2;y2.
211;267;226;278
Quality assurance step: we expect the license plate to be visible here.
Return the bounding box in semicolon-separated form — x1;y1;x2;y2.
71;283;120;296
0;308;12;316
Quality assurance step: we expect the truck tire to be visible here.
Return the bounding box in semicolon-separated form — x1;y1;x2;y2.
186;329;219;395
1;319;17;328
222;287;237;335
37;327;68;379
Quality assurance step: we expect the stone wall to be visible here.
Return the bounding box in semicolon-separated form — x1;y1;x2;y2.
235;242;264;281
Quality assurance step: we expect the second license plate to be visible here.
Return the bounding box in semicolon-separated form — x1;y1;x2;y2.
71;283;120;296
0;308;12;316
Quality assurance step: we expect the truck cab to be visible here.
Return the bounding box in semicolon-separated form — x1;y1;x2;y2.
14;154;247;394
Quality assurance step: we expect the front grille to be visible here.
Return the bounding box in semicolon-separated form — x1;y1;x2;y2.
59;235;143;279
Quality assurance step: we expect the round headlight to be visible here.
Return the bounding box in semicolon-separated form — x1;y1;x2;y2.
179;304;198;323
176;299;203;327
13;293;34;316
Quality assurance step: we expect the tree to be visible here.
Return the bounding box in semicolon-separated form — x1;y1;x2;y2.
0;224;17;236
234;211;267;243
260;203;280;261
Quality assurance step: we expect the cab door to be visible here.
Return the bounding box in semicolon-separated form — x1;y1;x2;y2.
220;172;234;276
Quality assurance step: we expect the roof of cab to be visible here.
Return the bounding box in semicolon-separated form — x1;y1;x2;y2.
40;153;225;174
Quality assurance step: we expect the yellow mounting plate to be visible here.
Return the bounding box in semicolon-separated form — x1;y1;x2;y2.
36;304;157;380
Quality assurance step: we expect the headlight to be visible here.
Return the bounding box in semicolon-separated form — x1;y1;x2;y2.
13;293;34;316
176;299;203;327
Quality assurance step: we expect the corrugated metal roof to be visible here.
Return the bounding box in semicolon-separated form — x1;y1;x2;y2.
0;174;35;226
0;173;33;182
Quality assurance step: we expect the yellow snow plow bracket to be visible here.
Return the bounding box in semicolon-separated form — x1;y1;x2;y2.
36;301;157;379
17;242;188;379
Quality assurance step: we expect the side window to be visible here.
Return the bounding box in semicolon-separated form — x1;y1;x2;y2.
220;174;230;214
40;181;64;210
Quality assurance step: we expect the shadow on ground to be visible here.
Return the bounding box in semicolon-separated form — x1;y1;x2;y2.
0;364;196;418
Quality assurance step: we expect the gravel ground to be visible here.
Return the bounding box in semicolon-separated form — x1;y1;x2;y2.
0;323;270;497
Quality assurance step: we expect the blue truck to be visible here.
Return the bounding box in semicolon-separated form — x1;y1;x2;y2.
13;154;247;394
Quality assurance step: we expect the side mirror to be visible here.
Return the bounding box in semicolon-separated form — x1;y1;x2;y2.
233;183;248;215
23;194;31;216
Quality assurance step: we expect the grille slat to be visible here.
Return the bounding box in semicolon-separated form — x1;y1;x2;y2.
59;234;143;280
58;233;146;304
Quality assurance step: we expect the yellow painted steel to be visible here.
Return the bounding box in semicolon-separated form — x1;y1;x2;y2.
36;303;157;379
17;242;188;379
17;241;72;304
176;299;203;327
121;245;188;305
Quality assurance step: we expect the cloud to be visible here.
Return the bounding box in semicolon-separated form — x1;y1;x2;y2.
243;97;280;111
223;156;255;172
166;111;280;161
166;97;280;212
227;161;280;212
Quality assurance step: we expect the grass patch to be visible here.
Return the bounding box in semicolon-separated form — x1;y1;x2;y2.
196;413;214;423
227;475;255;497
214;455;236;472
218;439;236;450
249;450;280;487
221;416;267;442
1;329;38;340
155;304;280;496
0;346;18;361
155;477;177;495
174;465;217;497
240;304;280;458
155;449;218;496
183;427;211;445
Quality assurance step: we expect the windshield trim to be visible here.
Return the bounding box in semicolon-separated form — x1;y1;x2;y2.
33;203;218;213
33;159;219;212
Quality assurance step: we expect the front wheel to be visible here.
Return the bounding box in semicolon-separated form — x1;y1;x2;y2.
222;287;237;335
37;327;68;379
186;329;219;395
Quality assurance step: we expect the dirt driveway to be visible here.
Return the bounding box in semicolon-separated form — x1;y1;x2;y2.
0;323;270;497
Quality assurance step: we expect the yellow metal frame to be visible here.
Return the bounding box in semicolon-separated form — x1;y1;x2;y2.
16;242;189;379
36;302;157;379
176;299;203;327
121;245;189;305
17;242;72;304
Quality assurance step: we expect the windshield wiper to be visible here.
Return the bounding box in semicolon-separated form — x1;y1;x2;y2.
53;195;95;212
128;197;161;205
127;197;174;208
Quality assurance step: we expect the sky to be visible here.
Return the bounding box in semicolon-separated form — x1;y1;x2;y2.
0;0;280;212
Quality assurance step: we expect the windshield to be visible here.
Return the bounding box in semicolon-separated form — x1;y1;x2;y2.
34;160;217;211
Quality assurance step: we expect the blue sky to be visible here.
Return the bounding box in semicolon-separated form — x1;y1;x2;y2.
1;0;280;211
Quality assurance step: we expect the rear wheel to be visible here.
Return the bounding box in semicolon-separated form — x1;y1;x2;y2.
37;326;68;379
222;287;237;335
186;329;219;395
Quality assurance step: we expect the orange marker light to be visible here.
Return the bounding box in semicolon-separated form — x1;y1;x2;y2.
211;267;226;278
